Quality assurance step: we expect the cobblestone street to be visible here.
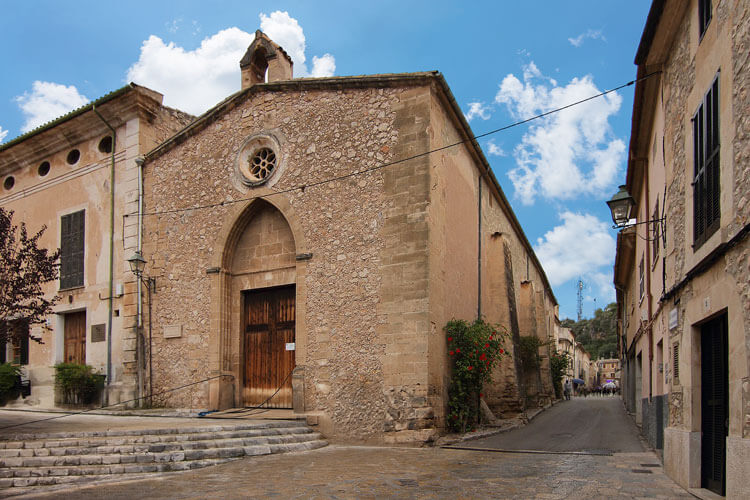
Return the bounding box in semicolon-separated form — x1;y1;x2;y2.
16;444;691;499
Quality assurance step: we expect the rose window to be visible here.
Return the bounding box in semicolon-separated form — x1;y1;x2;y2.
247;148;277;182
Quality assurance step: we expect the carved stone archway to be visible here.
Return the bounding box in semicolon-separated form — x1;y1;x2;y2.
207;194;309;410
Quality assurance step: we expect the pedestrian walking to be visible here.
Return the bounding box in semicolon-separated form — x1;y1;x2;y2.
563;379;572;400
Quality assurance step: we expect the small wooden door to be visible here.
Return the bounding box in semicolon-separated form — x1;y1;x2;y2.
243;286;295;408
64;311;86;364
701;314;728;496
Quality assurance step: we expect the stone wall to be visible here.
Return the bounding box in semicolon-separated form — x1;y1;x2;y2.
642;395;669;450
143;82;440;441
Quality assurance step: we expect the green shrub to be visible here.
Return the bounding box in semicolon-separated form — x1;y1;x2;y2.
54;363;105;405
518;335;543;370
550;350;571;399
445;318;510;433
0;363;22;402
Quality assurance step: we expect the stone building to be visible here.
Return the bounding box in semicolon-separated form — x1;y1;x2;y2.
613;0;749;496
0;85;192;407
597;358;620;386
132;31;558;443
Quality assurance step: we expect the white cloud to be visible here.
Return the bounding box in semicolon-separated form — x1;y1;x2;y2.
14;81;89;133
260;11;335;78
126;13;335;116
486;140;506;157
0;127;8;143
464;101;491;122
568;29;606;47
126;28;253;115
534;211;615;287
495;62;624;205
589;271;616;302
310;54;336;77
166;18;181;34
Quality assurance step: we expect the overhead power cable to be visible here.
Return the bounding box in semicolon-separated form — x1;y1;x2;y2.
129;71;660;218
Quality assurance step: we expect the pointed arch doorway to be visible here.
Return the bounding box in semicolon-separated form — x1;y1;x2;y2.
208;197;308;411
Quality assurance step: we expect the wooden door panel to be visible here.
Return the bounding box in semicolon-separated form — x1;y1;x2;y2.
64;311;86;364
243;286;295;408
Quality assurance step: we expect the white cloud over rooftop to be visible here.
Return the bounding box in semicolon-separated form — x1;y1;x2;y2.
15;81;89;133
126;12;335;116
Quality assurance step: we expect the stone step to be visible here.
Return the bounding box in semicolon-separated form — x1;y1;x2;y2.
0;420;306;447
0;420;327;492
0;440;327;484
0;425;315;453
0;431;323;464
0;457;237;489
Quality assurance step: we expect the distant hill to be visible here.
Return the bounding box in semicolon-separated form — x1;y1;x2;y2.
561;302;618;360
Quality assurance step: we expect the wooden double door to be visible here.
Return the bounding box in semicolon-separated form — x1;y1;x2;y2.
242;285;295;408
64;311;86;364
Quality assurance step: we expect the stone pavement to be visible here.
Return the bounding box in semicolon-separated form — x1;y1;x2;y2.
14;444;693;499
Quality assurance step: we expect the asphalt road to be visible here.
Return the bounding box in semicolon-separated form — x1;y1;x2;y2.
464;396;644;455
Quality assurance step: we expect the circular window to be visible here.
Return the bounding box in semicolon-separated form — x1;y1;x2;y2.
98;136;113;153
236;133;283;187
66;149;80;165
38;161;50;177
3;176;15;191
247;148;277;182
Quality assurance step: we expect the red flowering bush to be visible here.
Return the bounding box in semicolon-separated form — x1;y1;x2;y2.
445;318;510;433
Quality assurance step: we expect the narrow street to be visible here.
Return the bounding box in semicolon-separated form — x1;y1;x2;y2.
463;397;644;454
11;397;692;499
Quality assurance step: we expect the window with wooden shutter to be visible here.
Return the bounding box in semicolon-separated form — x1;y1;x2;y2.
693;77;720;249
60;210;85;289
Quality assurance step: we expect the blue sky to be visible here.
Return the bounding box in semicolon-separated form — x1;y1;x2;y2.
0;0;653;320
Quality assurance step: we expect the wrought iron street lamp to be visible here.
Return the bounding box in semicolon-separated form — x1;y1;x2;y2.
127;250;155;406
606;185;636;228
606;184;666;246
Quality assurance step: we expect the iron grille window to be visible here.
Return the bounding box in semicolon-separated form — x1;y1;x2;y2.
673;343;679;383
698;0;712;40
60;210;85;289
693;77;720;249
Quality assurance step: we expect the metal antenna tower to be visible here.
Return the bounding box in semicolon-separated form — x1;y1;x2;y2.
577;278;584;321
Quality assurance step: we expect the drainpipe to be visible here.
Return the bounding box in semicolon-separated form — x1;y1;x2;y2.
135;157;145;404
93;105;115;399
135;157;144;329
477;176;482;319
643;158;654;402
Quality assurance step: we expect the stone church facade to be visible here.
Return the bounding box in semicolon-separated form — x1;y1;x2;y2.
1;31;559;443
134;32;558;442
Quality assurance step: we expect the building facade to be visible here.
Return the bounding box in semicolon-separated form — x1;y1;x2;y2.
1;31;561;444
614;1;749;496
0;85;192;407
597;358;620;386
132;31;559;443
